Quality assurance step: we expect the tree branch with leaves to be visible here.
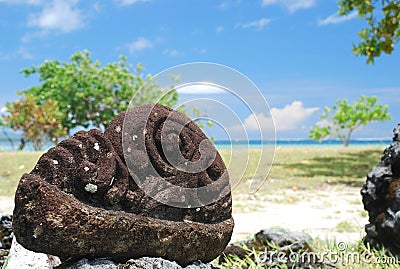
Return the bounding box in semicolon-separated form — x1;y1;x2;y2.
309;95;391;147
20;50;178;134
339;0;400;64
2;94;67;151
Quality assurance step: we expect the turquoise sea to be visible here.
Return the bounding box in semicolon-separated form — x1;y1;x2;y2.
214;139;391;149
0;137;392;151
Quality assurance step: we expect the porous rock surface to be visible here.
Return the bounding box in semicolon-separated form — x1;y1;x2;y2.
6;239;61;269
0;214;13;250
0;214;13;267
68;257;220;269
220;229;336;269
362;124;400;255
12;104;233;266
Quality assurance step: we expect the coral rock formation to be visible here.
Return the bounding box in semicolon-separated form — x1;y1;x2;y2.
362;124;400;256
12;104;233;266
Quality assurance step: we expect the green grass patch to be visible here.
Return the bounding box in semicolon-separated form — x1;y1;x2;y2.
0;146;383;197
360;210;368;217
219;146;383;197
0;151;42;197
270;147;382;186
214;239;400;269
335;221;358;233
0;147;392;268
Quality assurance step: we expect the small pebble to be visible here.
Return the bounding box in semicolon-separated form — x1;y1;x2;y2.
94;143;100;151
84;183;98;194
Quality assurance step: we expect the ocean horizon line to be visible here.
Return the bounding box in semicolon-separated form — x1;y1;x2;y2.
0;137;391;152
214;138;391;144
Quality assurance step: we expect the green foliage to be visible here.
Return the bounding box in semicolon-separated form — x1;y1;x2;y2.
20;50;178;133
217;244;264;268
2;94;67;151
335;220;358;232
338;0;400;64
0;152;46;196
188;107;215;140
309;95;391;147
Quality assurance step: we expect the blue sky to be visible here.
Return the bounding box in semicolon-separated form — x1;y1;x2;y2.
0;0;399;140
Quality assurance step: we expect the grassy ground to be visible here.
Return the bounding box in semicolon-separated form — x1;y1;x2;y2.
219;146;383;199
216;239;400;269
1;146;396;268
0;151;42;197
0;146;383;197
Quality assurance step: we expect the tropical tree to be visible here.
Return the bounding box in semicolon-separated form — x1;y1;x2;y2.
338;0;400;63
2;94;67;150
309;95;391;147
20;50;178;134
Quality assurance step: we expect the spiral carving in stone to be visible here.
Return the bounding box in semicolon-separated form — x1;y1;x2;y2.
12;104;234;266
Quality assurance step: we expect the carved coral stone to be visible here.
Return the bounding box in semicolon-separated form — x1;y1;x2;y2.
12;104;233;266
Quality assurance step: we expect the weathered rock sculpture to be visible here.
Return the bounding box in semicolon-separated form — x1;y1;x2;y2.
362;124;400;256
12;104;233;266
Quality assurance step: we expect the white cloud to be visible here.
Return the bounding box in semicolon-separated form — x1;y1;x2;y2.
0;52;11;60
238;18;272;30
17;46;33;59
21;31;47;43
0;0;43;4
217;0;241;10
262;0;316;13
92;2;101;12
217;1;229;9
271;101;319;131
243;112;274;131
216;26;224;33
318;11;358;26
0;46;33;60
114;0;149;5
176;84;226;95
163;49;182;57
243;101;319;132
126;37;153;55
315;119;330;127
0;106;6;114
27;0;84;33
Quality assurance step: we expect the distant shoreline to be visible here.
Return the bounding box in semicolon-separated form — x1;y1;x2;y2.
0;138;391;151
214;139;390;149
